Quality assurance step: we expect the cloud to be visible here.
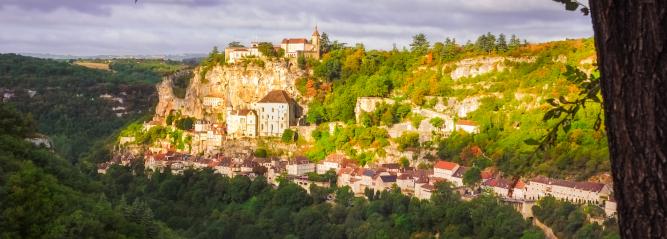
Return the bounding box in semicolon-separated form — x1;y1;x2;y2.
0;0;593;55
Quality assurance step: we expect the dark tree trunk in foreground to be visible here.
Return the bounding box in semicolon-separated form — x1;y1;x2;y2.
589;1;667;237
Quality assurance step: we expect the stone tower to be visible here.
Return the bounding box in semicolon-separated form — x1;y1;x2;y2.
311;25;321;59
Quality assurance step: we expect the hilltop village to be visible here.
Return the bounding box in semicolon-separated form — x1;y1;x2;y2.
99;28;617;226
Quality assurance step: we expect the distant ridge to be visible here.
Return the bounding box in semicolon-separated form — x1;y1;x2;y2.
14;52;207;61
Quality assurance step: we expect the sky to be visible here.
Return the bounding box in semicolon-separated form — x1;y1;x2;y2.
0;0;593;56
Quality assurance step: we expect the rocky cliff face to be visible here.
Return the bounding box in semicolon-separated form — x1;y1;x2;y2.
154;61;303;122
449;56;536;80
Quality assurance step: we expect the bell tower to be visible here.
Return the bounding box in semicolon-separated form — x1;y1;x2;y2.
311;25;321;59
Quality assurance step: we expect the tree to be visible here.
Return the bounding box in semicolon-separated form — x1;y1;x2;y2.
555;0;667;236
297;55;307;70
429;117;445;129
399;157;410;169
227;41;244;48
462;167;481;186
441;38;459;61
281;129;296;143
320;32;332;53
257;42;277;57
508;34;521;50
496;33;508;52
410;33;430;55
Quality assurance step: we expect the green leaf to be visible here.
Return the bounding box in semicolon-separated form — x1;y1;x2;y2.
524;138;541;145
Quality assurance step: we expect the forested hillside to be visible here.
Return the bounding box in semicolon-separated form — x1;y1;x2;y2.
0;103;541;238
299;35;605;180
0;54;186;164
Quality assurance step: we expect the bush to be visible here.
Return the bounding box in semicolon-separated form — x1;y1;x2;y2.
281;129;296;143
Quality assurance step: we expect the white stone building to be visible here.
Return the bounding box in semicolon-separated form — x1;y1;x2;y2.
433;160;460;181
526;176;611;204
225;44;263;64
226;107;257;138
455;120;480;134
254;90;295;137
286;157;315;176
280;26;320;59
316;153;347;174
202;96;225;108
482;177;526;200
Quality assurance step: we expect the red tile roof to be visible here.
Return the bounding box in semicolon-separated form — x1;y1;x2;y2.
530;176;606;192
325;153;347;163
481;170;494;179
282;38;308;44
434;160;459;170
456;120;479;126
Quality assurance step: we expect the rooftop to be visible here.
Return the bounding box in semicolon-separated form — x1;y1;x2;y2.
434;160;459;171
257;90;292;104
456;120;479;126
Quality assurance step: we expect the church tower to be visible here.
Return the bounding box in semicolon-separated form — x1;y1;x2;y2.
311;25;321;59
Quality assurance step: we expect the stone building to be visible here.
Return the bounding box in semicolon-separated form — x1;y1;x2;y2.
225;42;263;64
254;90;296;137
225;107;258;138
286;156;315;176
433;160;460;181
526;176;611;204
280;26;321;59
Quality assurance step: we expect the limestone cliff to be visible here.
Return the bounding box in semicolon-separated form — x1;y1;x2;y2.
449;56;536;80
154;61;304;122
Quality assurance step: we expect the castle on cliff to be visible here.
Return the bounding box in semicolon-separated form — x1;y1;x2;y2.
225;26;321;63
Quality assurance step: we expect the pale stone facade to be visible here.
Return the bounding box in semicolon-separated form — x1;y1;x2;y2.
202;96;225;108
225;44;263;64
225;107;257;138
280;26;321;59
286;157;315;176
254;90;295;137
526;176;611;204
455;120;480;134
433;160;460;181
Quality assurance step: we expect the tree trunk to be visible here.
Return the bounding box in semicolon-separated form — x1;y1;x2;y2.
589;1;667;237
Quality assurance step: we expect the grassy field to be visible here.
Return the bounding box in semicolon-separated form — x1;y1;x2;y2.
74;61;110;70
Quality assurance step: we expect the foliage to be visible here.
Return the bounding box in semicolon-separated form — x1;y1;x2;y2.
395;132;420;151
0;54;163;163
254;148;268;158
0;103;177;238
462;166;482;186
410;33;430;55
257;42;283;58
281;128;296;143
307;125;389;163
533;196;619;239
199;46;226;83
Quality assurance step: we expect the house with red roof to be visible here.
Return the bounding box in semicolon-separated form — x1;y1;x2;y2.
482;177;526;200
280;26;321;59
433;160;460;180
455;119;480;134
317;153;350;174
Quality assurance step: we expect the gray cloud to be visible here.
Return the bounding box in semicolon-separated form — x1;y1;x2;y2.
0;0;593;55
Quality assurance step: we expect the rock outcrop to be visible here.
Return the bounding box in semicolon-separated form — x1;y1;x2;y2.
154;61;303;122
449;56;536;80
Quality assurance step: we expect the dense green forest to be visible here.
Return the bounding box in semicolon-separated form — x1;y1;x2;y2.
0;103;540;238
0;54;186;164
